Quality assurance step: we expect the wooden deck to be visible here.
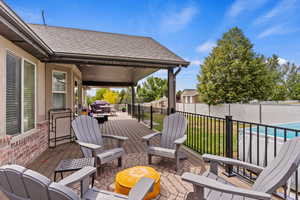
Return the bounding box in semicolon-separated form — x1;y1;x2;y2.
0;112;255;199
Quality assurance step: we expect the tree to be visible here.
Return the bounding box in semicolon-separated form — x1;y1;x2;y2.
137;77;167;102
266;55;288;100
176;90;183;102
197;27;272;105
95;88;108;100
285;62;300;100
103;90;119;104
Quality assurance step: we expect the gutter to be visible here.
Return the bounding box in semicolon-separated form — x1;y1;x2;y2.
49;52;190;67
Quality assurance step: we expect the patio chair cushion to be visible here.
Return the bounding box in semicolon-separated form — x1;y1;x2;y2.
148;146;176;159
199;171;256;200
97;148;124;164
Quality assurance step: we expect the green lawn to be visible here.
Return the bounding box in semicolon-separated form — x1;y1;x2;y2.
139;111;240;157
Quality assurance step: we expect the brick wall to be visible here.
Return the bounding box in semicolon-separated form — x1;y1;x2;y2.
0;121;48;166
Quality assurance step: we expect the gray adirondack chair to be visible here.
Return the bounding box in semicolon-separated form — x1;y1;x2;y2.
142;113;187;171
181;136;300;200
0;164;154;200
72;115;128;170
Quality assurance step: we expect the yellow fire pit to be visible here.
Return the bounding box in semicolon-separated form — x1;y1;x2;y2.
115;166;160;200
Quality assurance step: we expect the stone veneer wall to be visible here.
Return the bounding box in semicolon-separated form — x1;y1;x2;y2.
0;121;48;166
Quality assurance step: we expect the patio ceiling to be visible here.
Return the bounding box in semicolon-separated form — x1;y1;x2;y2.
79;65;158;87
0;1;189;87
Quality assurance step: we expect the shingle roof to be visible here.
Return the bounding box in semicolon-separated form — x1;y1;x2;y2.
28;24;189;66
182;89;198;96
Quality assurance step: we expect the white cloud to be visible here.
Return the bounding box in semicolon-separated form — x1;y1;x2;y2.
257;24;296;39
254;0;298;25
190;59;202;66
278;57;288;65
227;0;269;18
160;5;198;33
196;41;215;53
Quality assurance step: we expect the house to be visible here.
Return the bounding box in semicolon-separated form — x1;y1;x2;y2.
181;89;199;103
0;1;189;166
147;97;168;108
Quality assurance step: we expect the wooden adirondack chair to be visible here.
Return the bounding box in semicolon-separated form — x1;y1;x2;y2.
72;115;128;170
0;164;154;200
142;113;187;171
181;136;300;200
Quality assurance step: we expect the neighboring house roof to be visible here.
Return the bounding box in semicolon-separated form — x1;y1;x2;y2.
28;24;189;67
182;89;198;97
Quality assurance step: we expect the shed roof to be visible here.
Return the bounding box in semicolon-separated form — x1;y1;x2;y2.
182;89;198;96
28;24;189;67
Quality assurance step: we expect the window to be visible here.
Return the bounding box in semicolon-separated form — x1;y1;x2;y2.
52;71;67;109
6;52;21;135
6;52;36;135
23;60;36;132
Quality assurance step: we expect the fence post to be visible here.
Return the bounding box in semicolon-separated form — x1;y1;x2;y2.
224;115;234;177
138;104;141;122
259;104;262;123
150;105;153;129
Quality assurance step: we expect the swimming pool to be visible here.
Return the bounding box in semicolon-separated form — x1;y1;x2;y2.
246;122;300;139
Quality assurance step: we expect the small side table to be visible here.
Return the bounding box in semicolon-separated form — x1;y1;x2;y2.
54;157;95;184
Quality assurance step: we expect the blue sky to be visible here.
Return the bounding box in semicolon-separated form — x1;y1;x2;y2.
6;0;300;93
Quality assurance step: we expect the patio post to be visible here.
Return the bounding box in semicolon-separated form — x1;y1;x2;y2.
138;104;141;122
131;85;135;117
150;105;153;129
168;68;176;114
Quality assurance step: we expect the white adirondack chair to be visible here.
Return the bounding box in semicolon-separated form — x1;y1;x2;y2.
72;115;128;170
181;136;300;200
142;113;187;171
0;164;154;200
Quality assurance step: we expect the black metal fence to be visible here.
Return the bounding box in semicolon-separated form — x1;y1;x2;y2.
127;104;300;199
178;110;300;199
128;104;168;131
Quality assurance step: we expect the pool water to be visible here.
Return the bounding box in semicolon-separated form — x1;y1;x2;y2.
246;122;300;139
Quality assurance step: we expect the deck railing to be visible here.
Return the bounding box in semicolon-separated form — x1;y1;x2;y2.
127;104;300;199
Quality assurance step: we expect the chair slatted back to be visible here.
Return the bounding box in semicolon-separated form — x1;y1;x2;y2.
160;113;187;149
23;169;51;200
4;165;29;199
72;115;103;157
252;137;300;194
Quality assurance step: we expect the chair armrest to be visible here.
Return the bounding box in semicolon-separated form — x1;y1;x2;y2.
142;132;162;141
102;135;128;141
75;141;102;151
58;166;96;186
128;177;155;200
202;154;265;174
182;173;271;200
174;135;187;145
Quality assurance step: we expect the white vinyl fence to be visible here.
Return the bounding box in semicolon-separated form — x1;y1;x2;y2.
176;103;300;124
